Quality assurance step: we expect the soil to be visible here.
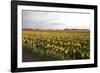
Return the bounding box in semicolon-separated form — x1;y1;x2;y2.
22;48;45;62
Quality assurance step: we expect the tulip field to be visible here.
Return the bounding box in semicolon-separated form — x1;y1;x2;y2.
22;30;90;61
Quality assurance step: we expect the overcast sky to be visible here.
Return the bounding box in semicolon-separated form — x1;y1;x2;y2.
22;10;91;29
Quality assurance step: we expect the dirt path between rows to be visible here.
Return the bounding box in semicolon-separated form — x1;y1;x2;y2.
22;48;44;62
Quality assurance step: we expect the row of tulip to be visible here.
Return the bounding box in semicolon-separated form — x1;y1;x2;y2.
22;31;90;60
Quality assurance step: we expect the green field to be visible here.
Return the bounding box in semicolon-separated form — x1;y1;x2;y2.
22;30;90;61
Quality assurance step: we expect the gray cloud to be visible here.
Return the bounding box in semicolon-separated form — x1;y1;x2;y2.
22;10;91;29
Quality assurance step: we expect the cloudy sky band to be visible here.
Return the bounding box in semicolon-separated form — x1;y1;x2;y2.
22;10;90;14
22;10;91;29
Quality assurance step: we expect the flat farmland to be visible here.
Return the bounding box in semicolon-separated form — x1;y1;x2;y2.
22;29;90;62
